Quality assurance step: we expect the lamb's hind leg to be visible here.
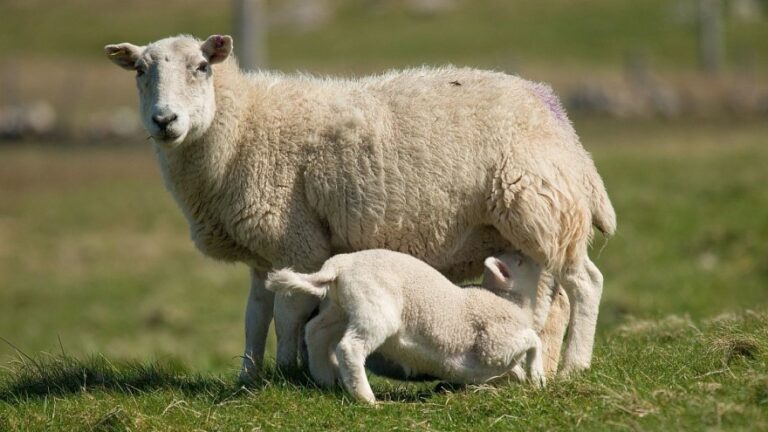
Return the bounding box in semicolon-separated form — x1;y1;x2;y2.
335;324;392;404
559;257;603;376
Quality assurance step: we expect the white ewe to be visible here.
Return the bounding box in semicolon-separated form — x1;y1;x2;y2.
104;34;614;380
266;249;545;404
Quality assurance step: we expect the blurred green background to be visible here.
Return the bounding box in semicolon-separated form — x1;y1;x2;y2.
0;0;767;375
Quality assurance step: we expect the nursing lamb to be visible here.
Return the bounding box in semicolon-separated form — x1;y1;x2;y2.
104;34;615;380
266;249;545;404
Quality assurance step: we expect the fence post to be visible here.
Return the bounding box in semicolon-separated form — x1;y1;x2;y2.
233;0;267;71
697;0;723;74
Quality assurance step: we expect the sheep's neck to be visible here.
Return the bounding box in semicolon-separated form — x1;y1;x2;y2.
158;60;248;225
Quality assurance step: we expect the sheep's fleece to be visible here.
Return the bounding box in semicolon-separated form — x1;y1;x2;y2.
266;249;546;404
104;34;615;380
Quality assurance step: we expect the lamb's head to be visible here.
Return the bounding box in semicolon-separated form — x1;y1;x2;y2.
482;251;541;309
104;34;233;149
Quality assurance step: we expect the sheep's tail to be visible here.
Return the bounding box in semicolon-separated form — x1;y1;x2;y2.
589;174;617;236
265;268;337;298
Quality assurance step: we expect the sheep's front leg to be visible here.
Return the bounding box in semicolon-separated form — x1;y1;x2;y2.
240;269;274;384
275;292;321;370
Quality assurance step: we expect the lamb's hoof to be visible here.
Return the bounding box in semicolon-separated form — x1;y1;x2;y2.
530;371;546;389
509;365;527;383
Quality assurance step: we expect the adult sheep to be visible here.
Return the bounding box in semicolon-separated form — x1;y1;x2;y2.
104;34;615;380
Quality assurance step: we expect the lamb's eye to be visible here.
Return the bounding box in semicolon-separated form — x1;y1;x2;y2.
197;62;209;73
136;67;146;77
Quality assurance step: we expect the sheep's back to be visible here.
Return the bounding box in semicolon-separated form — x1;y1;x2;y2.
300;67;581;266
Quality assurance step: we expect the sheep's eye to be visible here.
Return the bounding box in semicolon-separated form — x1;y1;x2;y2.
197;62;209;73
136;67;146;78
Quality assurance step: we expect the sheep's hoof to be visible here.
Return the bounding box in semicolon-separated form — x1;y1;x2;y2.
239;357;262;385
239;368;259;386
557;363;589;379
434;382;466;393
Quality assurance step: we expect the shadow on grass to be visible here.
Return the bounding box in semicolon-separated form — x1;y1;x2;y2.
374;381;465;403
0;339;351;403
0;353;245;403
0;353;445;405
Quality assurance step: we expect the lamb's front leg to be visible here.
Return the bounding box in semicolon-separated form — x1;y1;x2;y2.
500;329;545;388
240;269;274;384
522;330;546;388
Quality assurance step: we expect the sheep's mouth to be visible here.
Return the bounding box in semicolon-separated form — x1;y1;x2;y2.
150;130;185;145
155;131;181;141
151;130;186;148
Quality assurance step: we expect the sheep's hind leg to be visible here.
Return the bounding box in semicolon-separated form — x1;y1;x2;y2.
305;304;346;387
559;257;603;377
275;292;321;371
540;285;570;377
240;269;274;384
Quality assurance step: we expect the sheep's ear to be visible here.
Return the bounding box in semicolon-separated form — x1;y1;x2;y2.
201;35;233;64
104;43;144;70
483;256;510;288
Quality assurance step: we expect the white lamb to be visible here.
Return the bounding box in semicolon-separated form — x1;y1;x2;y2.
266;249;546;404
104;34;614;380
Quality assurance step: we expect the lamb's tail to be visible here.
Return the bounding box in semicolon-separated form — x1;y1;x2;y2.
589;174;617;237
265;268;337;298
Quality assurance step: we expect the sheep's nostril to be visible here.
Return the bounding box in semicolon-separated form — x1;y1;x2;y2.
152;113;178;130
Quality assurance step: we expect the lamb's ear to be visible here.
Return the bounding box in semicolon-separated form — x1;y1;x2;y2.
483;257;510;287
201;35;233;64
104;43;144;70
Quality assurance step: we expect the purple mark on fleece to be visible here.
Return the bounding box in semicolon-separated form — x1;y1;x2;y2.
530;82;567;125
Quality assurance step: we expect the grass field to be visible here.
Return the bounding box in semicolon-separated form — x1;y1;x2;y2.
3;0;768;126
1;119;767;429
2;0;767;69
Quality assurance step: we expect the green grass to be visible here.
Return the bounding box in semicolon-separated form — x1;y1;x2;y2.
0;312;765;430
1;0;766;71
1;119;767;429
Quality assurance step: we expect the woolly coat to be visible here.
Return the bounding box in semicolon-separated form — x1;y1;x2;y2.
158;59;615;279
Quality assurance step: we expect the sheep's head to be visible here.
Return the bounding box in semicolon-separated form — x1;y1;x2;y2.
104;35;233;149
482;251;541;307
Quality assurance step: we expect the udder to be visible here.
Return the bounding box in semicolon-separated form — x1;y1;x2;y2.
432;225;511;282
